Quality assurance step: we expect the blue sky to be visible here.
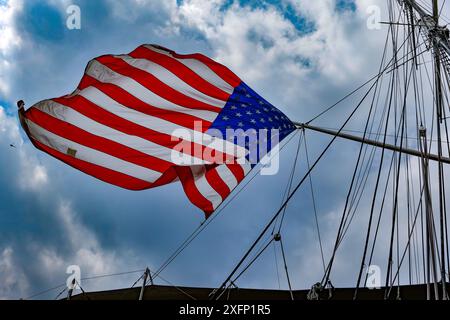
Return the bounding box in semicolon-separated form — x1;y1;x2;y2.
0;0;426;299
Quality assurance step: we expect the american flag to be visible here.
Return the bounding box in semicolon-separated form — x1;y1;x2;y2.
19;44;295;217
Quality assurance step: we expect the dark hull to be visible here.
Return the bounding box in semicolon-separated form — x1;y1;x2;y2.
69;283;447;300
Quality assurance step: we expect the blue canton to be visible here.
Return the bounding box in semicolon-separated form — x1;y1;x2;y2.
208;82;296;164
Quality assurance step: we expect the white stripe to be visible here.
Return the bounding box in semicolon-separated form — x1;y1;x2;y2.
190;166;223;210
72;87;247;160
214;165;238;191
117;55;227;108
144;45;235;95
25;119;162;183
240;162;252;175
34;100;201;166
85;60;219;122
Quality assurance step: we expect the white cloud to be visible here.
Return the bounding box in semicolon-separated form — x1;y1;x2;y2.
0;106;48;191
0;247;29;300
171;0;389;120
1;0;449;297
0;106;21;142
0;107;140;298
29;200;124;292
0;0;385;293
0;0;23;96
56;201;118;276
106;0;177;22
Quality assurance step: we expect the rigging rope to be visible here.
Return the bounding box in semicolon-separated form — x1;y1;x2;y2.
154;16;431;292
214;61;387;299
23;269;145;300
272;131;303;234
323;18;399;288
279;236;294;300
152;130;302;280
303;132;326;272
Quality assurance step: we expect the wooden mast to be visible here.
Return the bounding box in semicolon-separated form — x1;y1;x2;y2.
431;0;448;300
295;122;450;164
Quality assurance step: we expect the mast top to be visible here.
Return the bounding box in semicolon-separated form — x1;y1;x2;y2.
401;0;450;55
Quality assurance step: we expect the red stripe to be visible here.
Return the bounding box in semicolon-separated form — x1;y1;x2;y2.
175;166;214;217
153;45;241;88
51;95;232;164
96;56;222;113
226;163;246;182
129;46;231;101
27;108;172;174
152;167;178;187
77;75;212;132
78;74;212;132
30;138;154;190
204;165;231;201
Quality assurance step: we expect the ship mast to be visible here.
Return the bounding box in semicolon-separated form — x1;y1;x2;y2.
201;0;450;301
431;0;448;300
299;0;450;300
21;0;450;302
294;122;450;164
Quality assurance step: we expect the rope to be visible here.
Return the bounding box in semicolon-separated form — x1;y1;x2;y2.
54;287;68;300
387;186;425;294
214;60;384;300
306;25;428;124
279;237;294;300
23;268;145;300
273;242;281;289
356;16;417;297
322;19;397;287
112;131;298;301
303;133;326;272
81;269;145;281
151;271;197;300
274;131;303;233
152;130;301;281
213;236;275;301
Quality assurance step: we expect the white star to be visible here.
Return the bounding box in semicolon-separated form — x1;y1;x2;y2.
222;116;229;121
268;117;273;122
246;111;253;115
256;110;261;114
236;113;242;117
250;119;256;124
260;118;266;123
263;107;269;112
241;104;247;108
245;94;251;98
259;100;264;105
238;122;244;127
230;105;237;110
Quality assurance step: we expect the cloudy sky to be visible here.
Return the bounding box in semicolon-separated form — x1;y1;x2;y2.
1;0;448;300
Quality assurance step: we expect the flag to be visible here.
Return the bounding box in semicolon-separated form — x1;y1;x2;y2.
19;44;295;217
